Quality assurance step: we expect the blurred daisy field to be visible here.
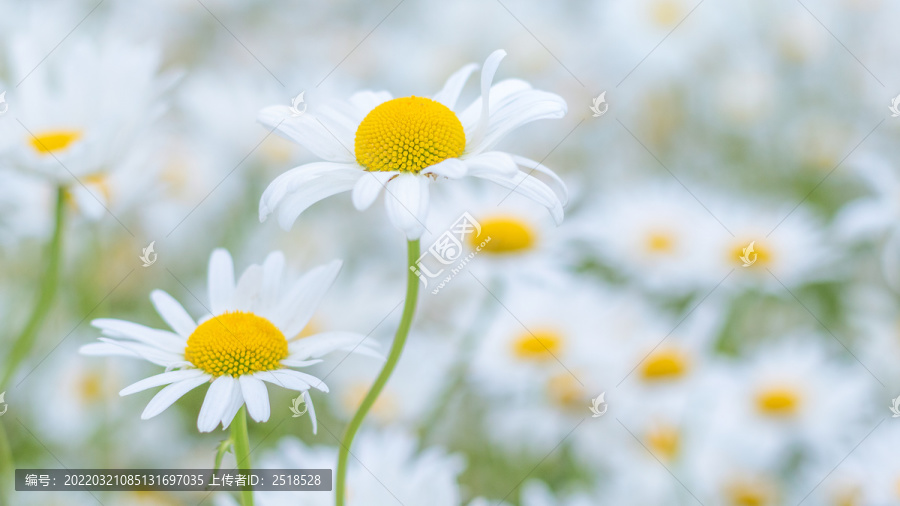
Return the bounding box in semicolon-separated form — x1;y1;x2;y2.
2;0;900;505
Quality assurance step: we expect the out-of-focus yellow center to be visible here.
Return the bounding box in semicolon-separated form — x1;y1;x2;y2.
732;240;771;266
645;231;676;254
512;330;563;361
78;372;104;402
646;424;680;461
725;478;775;506
343;382;397;422
640;348;689;381
755;386;800;417
832;485;861;506
650;0;683;26
354;96;465;173
472;216;535;254
29;130;82;155
185;311;288;377
546;373;584;409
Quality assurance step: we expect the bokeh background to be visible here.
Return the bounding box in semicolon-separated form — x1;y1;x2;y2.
2;0;900;504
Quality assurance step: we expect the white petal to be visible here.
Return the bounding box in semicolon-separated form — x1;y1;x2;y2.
287;331;382;360
208;249;235;316
94;338;184;367
464;88;567;155
120;369;205;396
462;151;519;177
149;290;196;338
511;155;568;206
259;251;285;319
459;78;533;127
141;375;210;420
256;369;327;392
304;390;318;435
91;318;186;353
220;386;245;430
384;174;430;240
347;90;393;116
432;62;478;110
272;260;342;339
240;375;271;423
257;105;355;163
259;162;360;222
468;49;507;147
272;168;362;230
424;158;467;179
198;376;236;432
232;264;263;313
472;169;564;224
351;171;395;210
280;358;323;368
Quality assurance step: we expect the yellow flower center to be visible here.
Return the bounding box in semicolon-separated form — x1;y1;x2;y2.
78;372;105;402
645;231;676;254
650;0;683;27
725;478;776;506
472;216;536;254
354;96;466;173
511;330;563;361
640;348;690;381
646;423;680;461
546;373;585;409
732;240;771;267
184;311;288;377
29;129;82;155
755;386;800;417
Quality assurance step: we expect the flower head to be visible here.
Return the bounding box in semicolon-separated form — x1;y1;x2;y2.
80;249;378;433
257;49;568;239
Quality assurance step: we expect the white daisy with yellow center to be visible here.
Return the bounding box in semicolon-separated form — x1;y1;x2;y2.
0;33;175;219
80;249;378;433
257;49;568;239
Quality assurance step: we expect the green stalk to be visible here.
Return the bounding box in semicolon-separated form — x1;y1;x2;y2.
231;406;254;506
1;185;66;390
0;420;12;506
335;239;420;506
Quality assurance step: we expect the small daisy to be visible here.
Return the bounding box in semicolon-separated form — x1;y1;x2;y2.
257;49;568;239
80;248;378;433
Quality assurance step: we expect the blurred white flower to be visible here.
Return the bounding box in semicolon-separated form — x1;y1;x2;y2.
578;183;727;293
257;49;568;239
80;249;378;433
215;430;465;506
0;35;176;219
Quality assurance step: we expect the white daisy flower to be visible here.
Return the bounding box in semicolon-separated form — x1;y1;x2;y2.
80;248;378;433
214;429;465;506
257;49;568;239
0;32;176;219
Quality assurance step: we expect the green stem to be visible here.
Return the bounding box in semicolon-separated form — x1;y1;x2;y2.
335;239;420;506
0;420;12;506
231;406;254;506
1;186;66;391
